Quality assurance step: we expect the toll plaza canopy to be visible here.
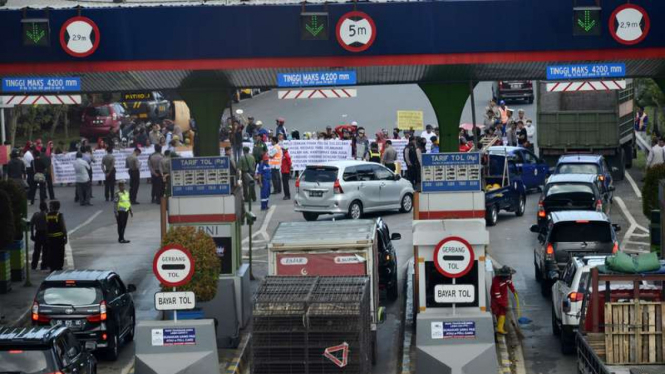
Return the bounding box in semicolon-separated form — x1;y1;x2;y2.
0;0;665;91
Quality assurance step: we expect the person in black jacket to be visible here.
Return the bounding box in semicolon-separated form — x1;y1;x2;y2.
29;150;47;205
46;200;67;272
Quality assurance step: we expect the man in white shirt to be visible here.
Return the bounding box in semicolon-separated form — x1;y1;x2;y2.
525;120;536;147
647;138;665;169
73;152;92;206
420;124;435;140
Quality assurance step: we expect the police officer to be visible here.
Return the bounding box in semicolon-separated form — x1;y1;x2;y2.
114;180;133;244
45;200;67;272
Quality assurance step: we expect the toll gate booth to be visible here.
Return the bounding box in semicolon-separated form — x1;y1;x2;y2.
413;152;498;374
166;156;251;348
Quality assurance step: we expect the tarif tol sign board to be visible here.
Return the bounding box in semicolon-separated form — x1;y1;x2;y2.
171;157;231;196
153;244;195;287
421;153;481;193
433;237;475;279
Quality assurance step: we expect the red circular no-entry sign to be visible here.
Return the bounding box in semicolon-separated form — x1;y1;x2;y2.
609;4;650;46
153;244;195;287
433;237;475;279
60;16;101;58
336;11;376;53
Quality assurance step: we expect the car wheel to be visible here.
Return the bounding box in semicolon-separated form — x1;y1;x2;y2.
105;332;120;361
399;193;413;213
516;195;526;217
486;205;498;226
552;304;561;336
348;201;363;220
534;261;542;283
561;328;575;355
125;314;135;343
541;278;551;297
303;212;319;221
387;281;398;301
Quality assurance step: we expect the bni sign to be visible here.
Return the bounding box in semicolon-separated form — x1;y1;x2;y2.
277;71;356;88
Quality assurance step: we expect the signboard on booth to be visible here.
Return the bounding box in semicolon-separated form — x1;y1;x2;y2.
431;321;476;340
421;152;481;193
151;328;196;346
171;156;231;197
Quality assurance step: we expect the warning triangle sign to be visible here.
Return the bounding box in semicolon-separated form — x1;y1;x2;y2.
323;342;349;368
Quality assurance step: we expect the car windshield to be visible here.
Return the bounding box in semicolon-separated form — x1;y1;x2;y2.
0;349;52;374
557;163;600;175
84;106;110;117
302;166;338;183
546;183;594;198
40;286;101;306
551;222;612;243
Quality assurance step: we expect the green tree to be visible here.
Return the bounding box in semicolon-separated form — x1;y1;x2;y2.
636;78;665;133
642;164;665;218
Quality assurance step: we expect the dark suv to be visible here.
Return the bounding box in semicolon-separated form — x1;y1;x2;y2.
532;211;620;296
492;80;534;103
0;325;97;374
536;174;611;230
32;270;137;361
377;218;401;301
553;154;614;198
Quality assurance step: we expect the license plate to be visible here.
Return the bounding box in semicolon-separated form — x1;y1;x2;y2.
52;319;83;328
309;190;324;197
510;83;521;89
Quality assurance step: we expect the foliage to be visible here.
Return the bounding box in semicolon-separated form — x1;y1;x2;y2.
0;180;27;239
642;163;665;218
160;226;220;302
0;190;15;249
636;79;665;134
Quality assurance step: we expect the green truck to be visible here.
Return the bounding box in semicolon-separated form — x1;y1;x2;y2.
536;80;635;181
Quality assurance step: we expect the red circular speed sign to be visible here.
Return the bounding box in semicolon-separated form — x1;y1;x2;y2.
60;16;101;58
336;11;376;53
433;236;475;278
153;244;195;287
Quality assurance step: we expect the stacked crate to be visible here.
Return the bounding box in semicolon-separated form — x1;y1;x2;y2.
252;276;370;374
0;250;11;293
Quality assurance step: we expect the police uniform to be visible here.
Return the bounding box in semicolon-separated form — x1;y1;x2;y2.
114;186;132;243
369;150;381;163
258;160;272;210
46;211;67;271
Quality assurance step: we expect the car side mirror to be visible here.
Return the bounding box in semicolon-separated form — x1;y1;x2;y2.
530;224;540;233
612;224;621;233
127;284;137;293
549;271;560;281
394;174;401;181
391;233;401;241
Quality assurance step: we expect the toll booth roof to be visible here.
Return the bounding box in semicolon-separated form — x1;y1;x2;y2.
413;219;488;246
269;220;376;249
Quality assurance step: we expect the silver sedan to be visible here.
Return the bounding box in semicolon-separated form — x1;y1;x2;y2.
294;160;414;221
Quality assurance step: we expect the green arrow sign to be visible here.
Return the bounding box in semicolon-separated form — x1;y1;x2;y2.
573;7;601;36
21;19;50;47
300;12;329;41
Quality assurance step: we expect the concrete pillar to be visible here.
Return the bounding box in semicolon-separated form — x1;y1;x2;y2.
419;83;476;152
178;73;231;157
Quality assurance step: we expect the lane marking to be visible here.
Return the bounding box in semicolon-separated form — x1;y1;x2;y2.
614;196;650;253
65;210;102;269
624;171;642;199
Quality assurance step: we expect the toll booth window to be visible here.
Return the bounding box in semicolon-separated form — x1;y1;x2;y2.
424;262;479;308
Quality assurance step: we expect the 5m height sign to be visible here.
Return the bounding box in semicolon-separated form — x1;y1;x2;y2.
336;11;376;53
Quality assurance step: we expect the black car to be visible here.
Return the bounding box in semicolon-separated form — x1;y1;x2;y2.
0;325;97;374
536;174;611;231
376;218;401;301
492;80;534;103
531;211;620;296
32;270;137;361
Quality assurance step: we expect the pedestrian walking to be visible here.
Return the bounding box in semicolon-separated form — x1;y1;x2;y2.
252;133;267;164
491;266;518;335
381;140;397;172
73;152;92;206
23;142;34;195
239;147;256;203
257;154;271;210
82;146;95;199
525;120;536;151
45;200;67;272
126;147;142;204
403;137;418;184
7;150;26;188
647;137;665;169
43;144;55;200
30;201;48;271
281;146;292;200
102;146;116;202
268;137;282;194
149;144;164;203
114;180;133;244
